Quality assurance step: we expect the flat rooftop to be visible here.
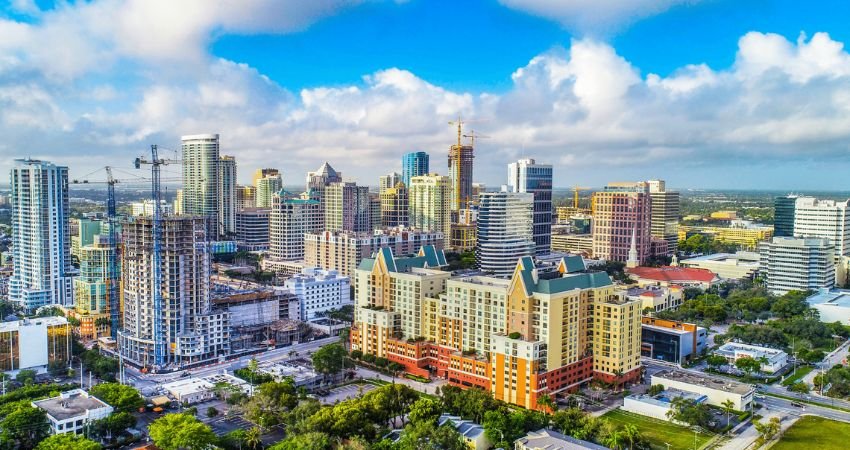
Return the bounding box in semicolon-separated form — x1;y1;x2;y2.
0;316;67;333
807;289;850;308
642;323;692;335
716;342;786;358
33;389;110;421
653;369;754;396
627;388;707;408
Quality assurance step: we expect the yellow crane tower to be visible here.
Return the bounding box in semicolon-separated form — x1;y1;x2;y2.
573;186;590;209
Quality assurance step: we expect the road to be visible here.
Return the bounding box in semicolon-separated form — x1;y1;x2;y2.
124;336;340;394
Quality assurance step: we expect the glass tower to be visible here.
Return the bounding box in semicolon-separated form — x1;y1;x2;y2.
402;151;429;186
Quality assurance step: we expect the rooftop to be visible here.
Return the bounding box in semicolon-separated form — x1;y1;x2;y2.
626;387;707;408
438;414;486;441
627;266;717;283
516;429;608;450
32;389;111;421
717;342;787;358
680;252;760;265
0;316;68;333
653;369;755;396
806;288;850;308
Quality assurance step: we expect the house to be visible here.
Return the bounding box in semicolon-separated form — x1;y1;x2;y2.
438;415;490;450
32;389;113;435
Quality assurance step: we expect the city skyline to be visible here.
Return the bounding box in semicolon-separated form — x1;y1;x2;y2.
3;1;850;190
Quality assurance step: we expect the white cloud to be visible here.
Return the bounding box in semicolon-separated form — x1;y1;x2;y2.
498;0;702;34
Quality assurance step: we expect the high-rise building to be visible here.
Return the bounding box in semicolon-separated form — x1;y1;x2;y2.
72;234;115;340
174;190;183;215
647;180;679;255
268;191;322;261
592;182;652;264
380;183;409;228
369;193;382;232
303;228;445;277
9;159;75;311
507;159;553;255
182;134;222;239
774;195;797;237
71;218;103;260
306;162;343;229
759;237;836;295
131;200;173;217
350;253;642;410
379;172;402;192
253;168;279;187
218;156;237;237
448;138;474;212
255;170;282;208
409;174;452;245
235;208;271;252
402;151;429;186
236;185;256;211
790;197;850;257
477;189;534;278
118;216;230;368
324;181;371;233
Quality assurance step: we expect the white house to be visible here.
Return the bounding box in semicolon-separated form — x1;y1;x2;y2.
32;389;113;435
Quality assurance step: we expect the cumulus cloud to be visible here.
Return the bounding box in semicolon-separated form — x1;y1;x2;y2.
2;1;850;188
498;0;702;35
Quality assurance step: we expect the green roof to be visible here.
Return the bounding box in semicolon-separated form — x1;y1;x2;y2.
562;255;586;273
535;272;613;294
419;245;448;267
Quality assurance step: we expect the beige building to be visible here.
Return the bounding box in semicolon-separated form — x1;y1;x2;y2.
551;233;593;255
380;182;409;228
409;174;452;246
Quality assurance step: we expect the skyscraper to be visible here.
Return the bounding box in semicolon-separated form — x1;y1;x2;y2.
592;182;652;264
236;185;256;211
402;151;429;186
380;182;409;228
647;180;679;255
268;191;322;261
759;237;835;294
324;182;371;233
507;158;553;255
9;159;75;311
73;234;115;340
306;162;342;229
182;134;221;239
477;189;534;277
253;168;279;187
409;174;452;245
774;195;797;237
218;155;237;237
256;171;283;208
790;197;850;257
448;140;474;212
118;216;230;368
379;172;402;192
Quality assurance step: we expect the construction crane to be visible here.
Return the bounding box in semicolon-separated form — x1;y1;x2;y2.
133;145;180;369
573;186;591;209
448;116;486;147
462;130;490;147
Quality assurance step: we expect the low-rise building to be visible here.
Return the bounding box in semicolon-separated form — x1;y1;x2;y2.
652;369;755;411
551;233;593;255
626;266;719;290
714;342;788;374
0;316;71;374
623;388;708;422
515;429;608;450
32;389;113;435
284;268;351;321
255;361;323;389
806;288;850;325
679;252;760;281
438;415;490;450
678;223;773;251
624;285;683;313
641;317;706;364
162;374;250;404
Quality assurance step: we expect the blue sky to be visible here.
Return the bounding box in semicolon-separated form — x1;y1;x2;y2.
2;0;850;189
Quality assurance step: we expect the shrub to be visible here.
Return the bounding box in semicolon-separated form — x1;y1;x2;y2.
350;350;363;360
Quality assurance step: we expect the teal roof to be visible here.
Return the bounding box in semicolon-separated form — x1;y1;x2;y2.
359;246;436;273
419;245;448;267
516;257;536;296
535;272;613;294
358;259;375;271
379;247;397;272
562;255;586;273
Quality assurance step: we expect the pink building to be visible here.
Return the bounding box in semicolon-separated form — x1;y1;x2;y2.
592;182;652;264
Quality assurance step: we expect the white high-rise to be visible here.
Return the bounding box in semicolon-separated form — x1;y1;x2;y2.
182;134;222;239
477;188;534;278
9;159;76;311
759;237;836;295
507;158;553;255
791;197;850;257
218;155;237;237
268;191;322;261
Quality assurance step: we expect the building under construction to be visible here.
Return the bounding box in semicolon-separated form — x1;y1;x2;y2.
211;285;301;352
448;143;474;213
118;215;230;370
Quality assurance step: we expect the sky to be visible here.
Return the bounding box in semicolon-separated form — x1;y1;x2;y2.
2;0;850;190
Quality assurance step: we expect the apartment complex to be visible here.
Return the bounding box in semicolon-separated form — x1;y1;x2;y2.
350;252;642;410
507;159;553;255
218;155;237;236
236;185;256;210
267;191;322;261
647;180;679;254
255;170;282;208
402;151;429;186
409;174;452;246
477;190;534;278
304;228;444;277
181;134;233;239
325;181;371;233
0;317;71;373
759;236;836;295
592;182;652;264
284;268;352;320
379;172;402;192
71;235;116;340
9;159;76;311
380;182;409;228
118;216;230;369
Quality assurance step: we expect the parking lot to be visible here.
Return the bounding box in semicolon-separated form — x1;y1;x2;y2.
319;383;376;404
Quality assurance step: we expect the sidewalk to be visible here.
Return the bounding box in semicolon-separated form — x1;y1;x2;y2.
718;412;798;450
801;340;850;386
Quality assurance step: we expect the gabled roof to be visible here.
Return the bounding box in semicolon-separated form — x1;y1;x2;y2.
511;257;613;296
418;245;448;267
359;246;439;274
559;255;586;273
516;429;608;450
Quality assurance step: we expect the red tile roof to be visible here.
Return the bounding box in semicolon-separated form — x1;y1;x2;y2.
627;266;717;283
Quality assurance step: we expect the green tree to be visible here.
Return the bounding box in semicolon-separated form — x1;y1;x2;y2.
721;399;735;428
551;407;587;437
244;427;263;450
89;383;144;413
90;411;137;440
311;344;348;383
647;384;665;396
244;379;299;428
148;413;217;450
46;361;67;378
666;397;711;428
396;421;466;450
206;406;218;418
789;382;810;396
706;355;728;370
268;432;333;450
35;433;101;450
536;393;556;416
15;369;37;385
754;417;780;444
408;397;442;426
735;357;762;377
0;405;50;450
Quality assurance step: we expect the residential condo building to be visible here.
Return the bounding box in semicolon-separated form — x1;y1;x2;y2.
409;174;452;246
507;158;553;255
182;134;223;239
477;189;534;278
402;151;429;186
647;180;679;254
325;181;371;233
218;155;237;237
268;191;322;261
255;170;282;208
284;268;352;320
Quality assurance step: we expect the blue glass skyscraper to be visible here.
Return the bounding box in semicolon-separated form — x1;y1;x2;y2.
507;158;553;255
402;151;429;186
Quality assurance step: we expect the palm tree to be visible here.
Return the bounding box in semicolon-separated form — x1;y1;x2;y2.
613;369;625;390
621;424;640;449
244;427;263;450
757;356;770;375
537;394;556;417
721;399;735;429
603;430;624;450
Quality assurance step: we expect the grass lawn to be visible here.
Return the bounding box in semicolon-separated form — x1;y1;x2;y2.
773;416;850;449
601;409;713;450
781;366;813;386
